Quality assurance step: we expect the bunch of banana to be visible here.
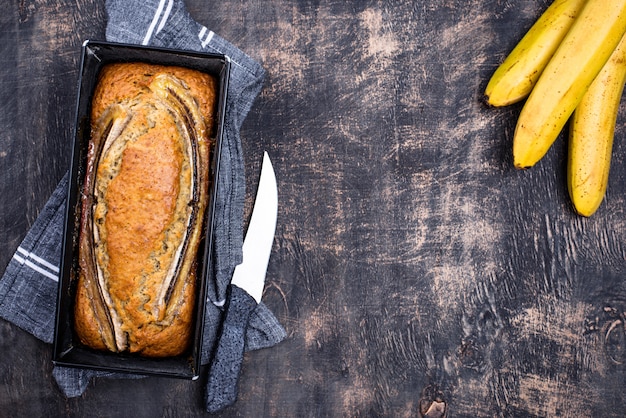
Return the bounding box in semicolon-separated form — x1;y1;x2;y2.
485;0;626;216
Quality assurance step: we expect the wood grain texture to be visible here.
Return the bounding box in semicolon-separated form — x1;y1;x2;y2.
2;0;626;416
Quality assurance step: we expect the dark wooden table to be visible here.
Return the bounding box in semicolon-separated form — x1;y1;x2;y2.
2;0;626;416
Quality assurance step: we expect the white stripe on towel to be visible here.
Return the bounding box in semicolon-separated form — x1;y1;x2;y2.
156;0;174;34
17;247;60;273
14;247;59;282
143;0;173;45
198;26;214;48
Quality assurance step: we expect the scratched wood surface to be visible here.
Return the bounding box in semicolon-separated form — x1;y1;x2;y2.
2;0;626;417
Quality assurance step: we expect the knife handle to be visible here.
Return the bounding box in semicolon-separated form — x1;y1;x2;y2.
206;284;257;413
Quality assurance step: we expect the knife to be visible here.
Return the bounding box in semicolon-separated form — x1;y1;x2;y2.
206;151;278;413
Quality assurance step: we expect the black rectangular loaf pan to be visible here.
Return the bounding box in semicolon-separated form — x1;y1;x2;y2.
52;40;230;380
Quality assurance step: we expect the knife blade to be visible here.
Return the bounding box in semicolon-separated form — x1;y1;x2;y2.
206;151;278;413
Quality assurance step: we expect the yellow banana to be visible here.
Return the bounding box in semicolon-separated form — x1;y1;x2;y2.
485;0;587;107
513;0;626;169
567;34;626;217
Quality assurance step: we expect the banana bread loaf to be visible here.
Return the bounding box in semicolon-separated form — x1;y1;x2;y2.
74;62;217;357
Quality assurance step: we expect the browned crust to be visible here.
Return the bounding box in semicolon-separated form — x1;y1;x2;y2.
74;62;216;357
